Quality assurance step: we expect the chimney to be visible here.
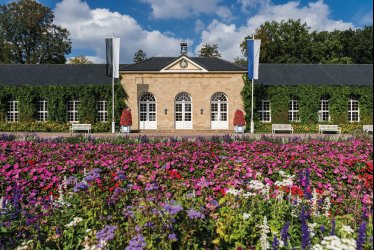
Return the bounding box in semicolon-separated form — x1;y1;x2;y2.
180;42;187;55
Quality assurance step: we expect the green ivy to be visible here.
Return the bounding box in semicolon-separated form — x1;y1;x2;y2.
0;80;127;126
241;74;373;131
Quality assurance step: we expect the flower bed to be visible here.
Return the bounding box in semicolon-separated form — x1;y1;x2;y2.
0;138;373;249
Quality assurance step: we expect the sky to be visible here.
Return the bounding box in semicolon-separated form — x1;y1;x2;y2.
1;0;373;63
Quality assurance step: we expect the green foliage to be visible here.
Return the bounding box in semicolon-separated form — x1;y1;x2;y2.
240;19;373;64
0;82;126;131
0;0;71;64
241;74;373;132
67;56;93;64
133;49;147;63
199;43;222;57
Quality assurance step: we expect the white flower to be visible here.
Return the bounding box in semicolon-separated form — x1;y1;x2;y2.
323;197;331;216
242;192;255;198
226;188;242;196
312;235;356;250
260;216;270;250
243;213;251;220
308;223;318;238
249;180;265;190
340;225;354;234
65;217;84;228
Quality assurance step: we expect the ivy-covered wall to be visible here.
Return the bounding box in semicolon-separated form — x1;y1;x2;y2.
0;81;126;124
241;74;373;131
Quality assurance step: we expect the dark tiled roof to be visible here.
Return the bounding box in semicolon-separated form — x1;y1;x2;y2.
256;64;373;86
0;62;372;86
120;56;247;72
0;64;112;86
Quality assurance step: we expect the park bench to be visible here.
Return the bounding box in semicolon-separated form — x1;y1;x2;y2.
363;125;373;134
272;124;293;134
70;123;91;133
318;124;341;134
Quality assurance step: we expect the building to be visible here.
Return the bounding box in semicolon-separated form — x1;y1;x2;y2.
0;44;372;132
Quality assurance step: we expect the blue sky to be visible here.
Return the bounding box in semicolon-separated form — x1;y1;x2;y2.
1;0;373;63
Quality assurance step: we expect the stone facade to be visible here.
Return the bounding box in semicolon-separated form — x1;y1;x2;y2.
120;72;245;131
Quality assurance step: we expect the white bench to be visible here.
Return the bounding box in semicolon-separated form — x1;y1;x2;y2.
363;125;373;134
70;123;91;133
272;124;293;134
318;125;341;134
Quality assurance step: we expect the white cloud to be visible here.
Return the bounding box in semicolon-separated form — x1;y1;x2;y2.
54;0;192;63
139;0;232;20
196;0;356;61
194;19;205;33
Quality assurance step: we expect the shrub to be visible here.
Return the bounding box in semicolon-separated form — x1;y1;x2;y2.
120;108;132;126
233;109;246;126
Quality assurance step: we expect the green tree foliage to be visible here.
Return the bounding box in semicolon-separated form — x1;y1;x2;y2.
133;49;147;63
233;57;247;67
0;0;71;64
68;56;93;64
240;19;373;64
199;43;222;57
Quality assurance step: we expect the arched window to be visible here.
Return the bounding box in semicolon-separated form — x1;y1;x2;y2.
139;93;157;129
175;92;192;129
211;92;228;129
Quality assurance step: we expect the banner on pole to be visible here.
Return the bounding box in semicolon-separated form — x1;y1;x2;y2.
247;39;261;80
105;37;120;78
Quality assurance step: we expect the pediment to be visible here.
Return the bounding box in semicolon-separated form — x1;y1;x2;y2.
160;56;208;72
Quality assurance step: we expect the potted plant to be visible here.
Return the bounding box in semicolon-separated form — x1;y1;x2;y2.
120;108;132;133
233;109;245;133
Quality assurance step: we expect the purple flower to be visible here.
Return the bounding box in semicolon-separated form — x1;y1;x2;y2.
187;209;205;219
126;234;146;250
272;234;279;250
96;225;118;242
300;206;310;250
320;225;325;233
329;219;336;236
168;233;177;241
280;221;290;246
164;204;183;215
357;221;367;250
65;176;78;186
73;182;88;192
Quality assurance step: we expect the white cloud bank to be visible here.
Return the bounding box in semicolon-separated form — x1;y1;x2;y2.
54;0;192;63
195;0;356;61
139;0;232;20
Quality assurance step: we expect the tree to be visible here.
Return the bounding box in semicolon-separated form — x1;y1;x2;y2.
233;109;246;126
199;43;222;57
133;49;147;63
233;57;247;67
0;0;71;64
120;108;132;126
240;19;312;63
68;56;93;64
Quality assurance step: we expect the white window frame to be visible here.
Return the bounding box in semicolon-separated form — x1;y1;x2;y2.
67;100;79;123
258;100;271;122
175;92;193;129
37;100;48;122
97;100;108;122
7;100;19;122
139;93;157;130
348;98;360;122
211;92;228;129
318;98;330;122
288;99;300;122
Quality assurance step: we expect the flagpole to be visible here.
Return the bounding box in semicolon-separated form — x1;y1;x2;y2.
250;34;254;134
111;33;115;134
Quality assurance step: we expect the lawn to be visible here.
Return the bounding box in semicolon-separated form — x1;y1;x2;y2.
0;136;373;249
